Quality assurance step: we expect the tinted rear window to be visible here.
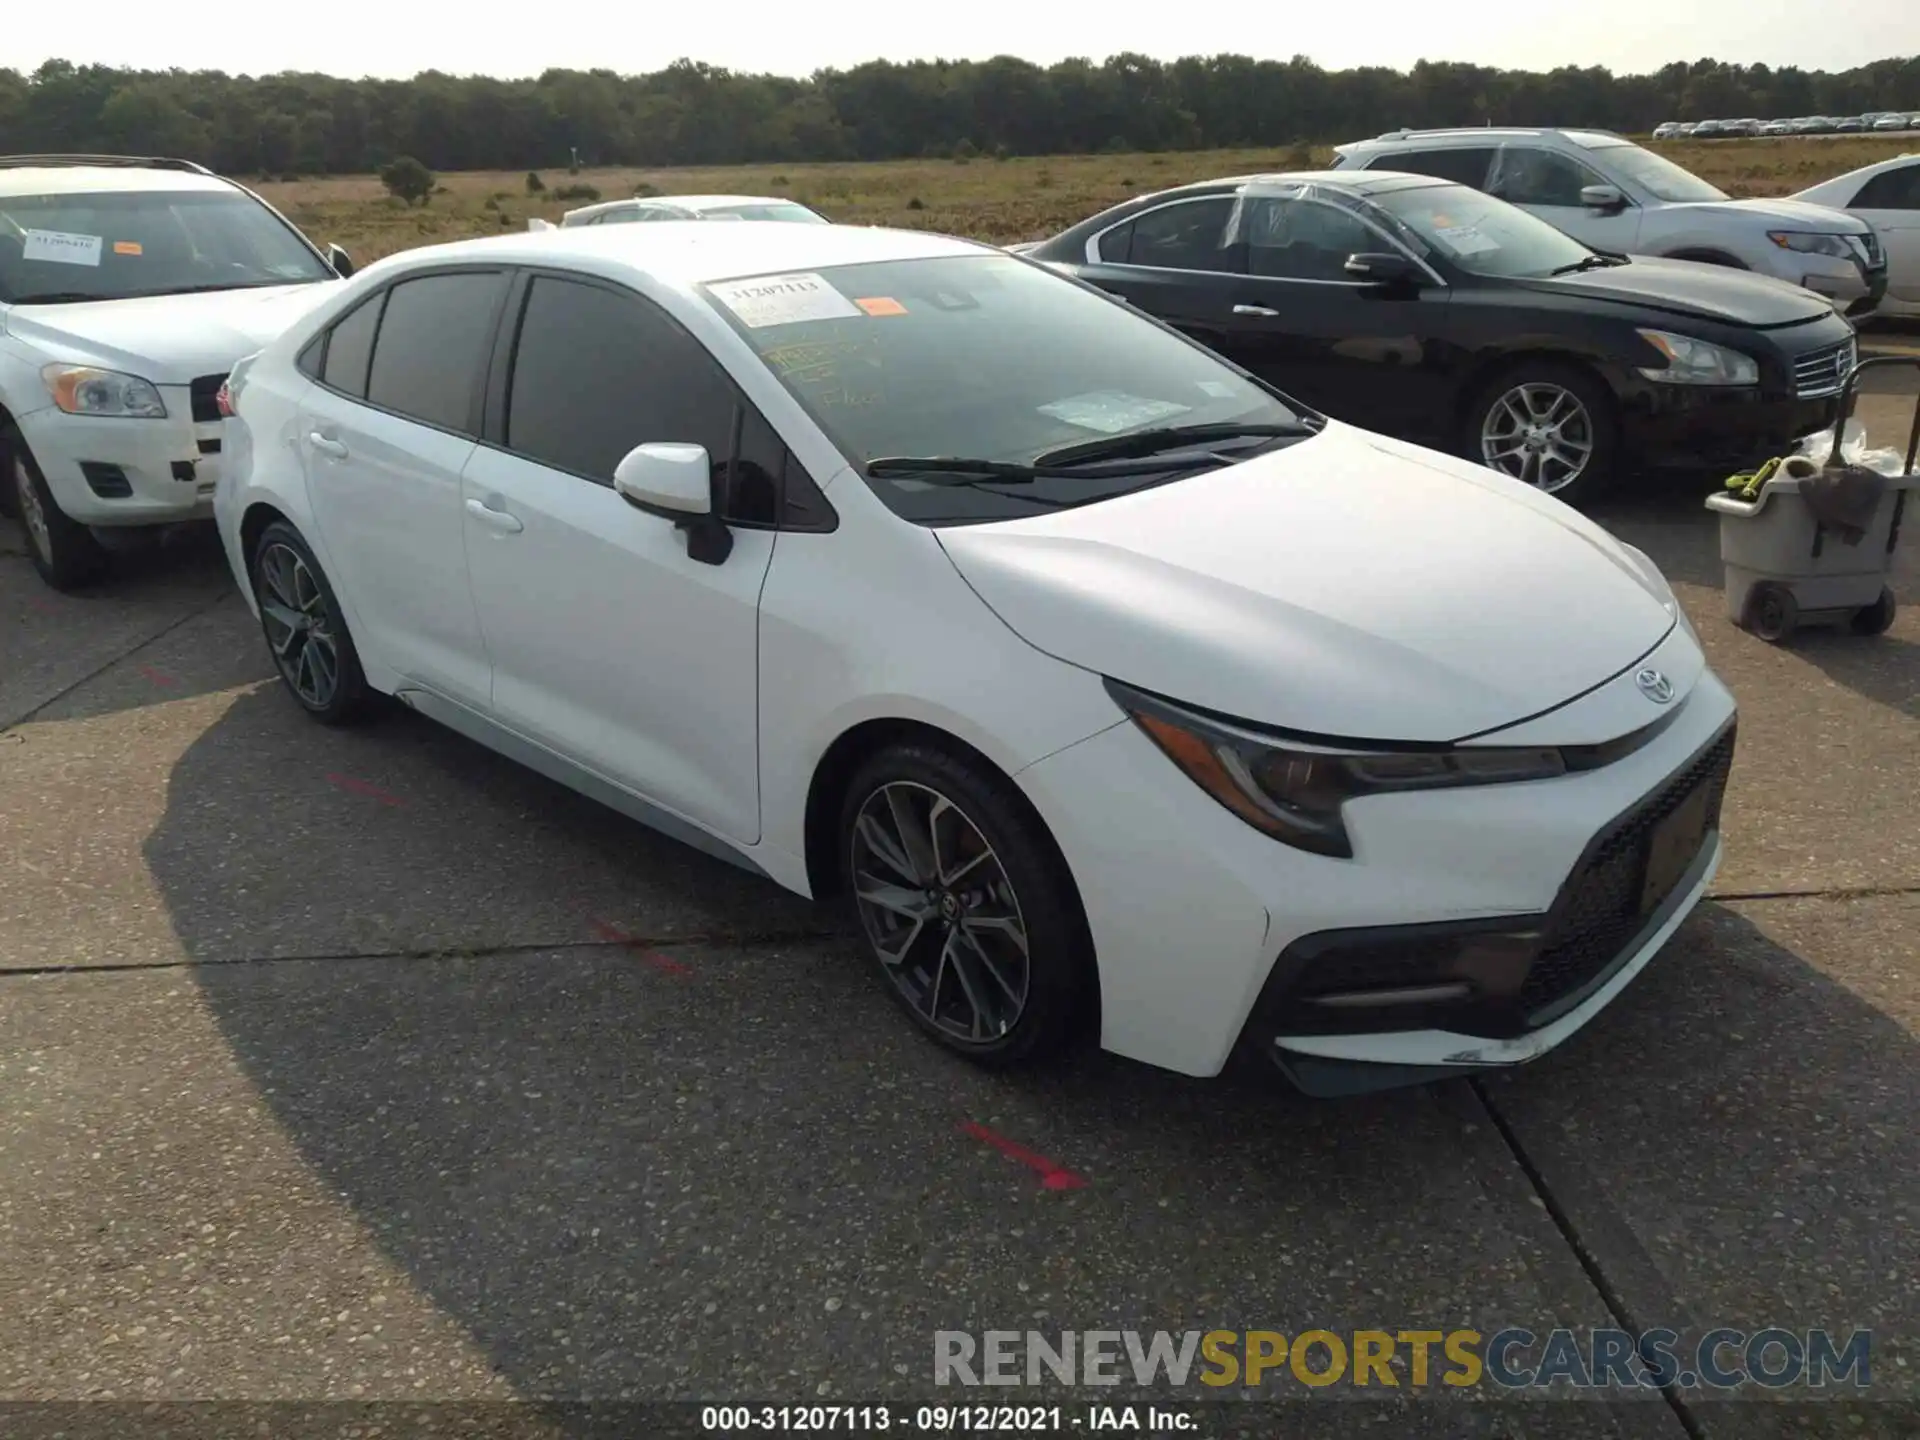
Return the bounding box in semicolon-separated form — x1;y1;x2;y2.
365;271;505;433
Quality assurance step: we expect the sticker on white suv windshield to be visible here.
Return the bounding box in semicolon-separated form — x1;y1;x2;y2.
22;229;104;267
1039;391;1192;434
709;273;862;328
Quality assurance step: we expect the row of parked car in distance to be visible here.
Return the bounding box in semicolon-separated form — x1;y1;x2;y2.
1655;114;1919;139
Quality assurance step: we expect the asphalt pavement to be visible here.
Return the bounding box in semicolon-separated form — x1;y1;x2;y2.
2;390;1916;1438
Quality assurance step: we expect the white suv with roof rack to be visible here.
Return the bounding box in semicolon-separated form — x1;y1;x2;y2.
0;154;349;588
1332;128;1888;318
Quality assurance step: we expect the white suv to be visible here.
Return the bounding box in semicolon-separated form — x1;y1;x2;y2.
1332;128;1889;317
0;155;349;588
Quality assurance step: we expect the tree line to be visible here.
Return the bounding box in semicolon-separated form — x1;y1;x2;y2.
3;53;1918;177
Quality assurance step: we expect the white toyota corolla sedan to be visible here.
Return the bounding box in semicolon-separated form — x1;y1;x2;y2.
215;221;1737;1096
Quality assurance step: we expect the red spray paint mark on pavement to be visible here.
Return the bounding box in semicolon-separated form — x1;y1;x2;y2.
590;919;693;976
137;664;181;688
326;773;407;807
960;1120;1088;1190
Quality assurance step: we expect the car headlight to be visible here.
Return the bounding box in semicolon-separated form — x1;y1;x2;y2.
1767;230;1853;258
1634;330;1759;386
1106;680;1567;859
42;364;168;419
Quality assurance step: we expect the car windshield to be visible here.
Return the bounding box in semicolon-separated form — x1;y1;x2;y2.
0;188;332;304
1367;181;1595;278
1584;142;1728;203
704;203;827;224
701;253;1306;524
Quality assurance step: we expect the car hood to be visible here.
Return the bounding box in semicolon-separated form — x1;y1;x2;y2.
937;422;1679;744
5;282;341;384
1666;196;1873;236
1509;255;1835;327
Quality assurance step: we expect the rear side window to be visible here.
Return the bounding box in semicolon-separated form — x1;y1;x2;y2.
1374;147;1497;189
365;271;506;433
1096;219;1136;262
505;275;735;484
1852;166;1920;209
1125;198;1241;272
319;292;384;397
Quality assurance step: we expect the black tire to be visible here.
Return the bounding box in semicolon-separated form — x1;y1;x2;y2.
1746;581;1799;643
1850;585;1897;637
7;431;107;590
249;520;375;725
838;741;1094;1067
1462;360;1620;509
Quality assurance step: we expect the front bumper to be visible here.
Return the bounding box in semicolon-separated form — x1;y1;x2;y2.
1764;249;1888;318
1013;624;1739;1086
1617;386;1838;470
14;383;223;527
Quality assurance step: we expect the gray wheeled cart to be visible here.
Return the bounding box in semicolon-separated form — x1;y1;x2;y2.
1705;355;1916;643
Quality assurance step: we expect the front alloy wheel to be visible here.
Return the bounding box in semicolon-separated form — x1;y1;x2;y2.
1479;381;1596;494
850;781;1031;1044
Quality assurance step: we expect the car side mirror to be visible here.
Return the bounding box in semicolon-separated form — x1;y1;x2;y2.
325;243;355;278
1580;184;1627;212
1344;252;1422;286
529;217;557;233
613;442;732;564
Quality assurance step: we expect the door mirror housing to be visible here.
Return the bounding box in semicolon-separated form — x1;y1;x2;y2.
1580;184;1628;212
614;443;732;565
529;217;557;233
1344;251;1423;286
325;243;355;278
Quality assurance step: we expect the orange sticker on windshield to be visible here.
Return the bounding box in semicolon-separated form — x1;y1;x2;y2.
113;241;143;255
856;296;907;316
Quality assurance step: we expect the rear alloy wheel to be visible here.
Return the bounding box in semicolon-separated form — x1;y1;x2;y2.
9;438;107;590
251;520;373;725
841;744;1091;1066
1470;363;1617;506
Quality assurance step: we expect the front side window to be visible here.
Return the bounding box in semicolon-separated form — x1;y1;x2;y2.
701;253;1304;524
1372;148;1496;188
1240;198;1381;280
1124;198;1240;272
0;188;333;305
505;274;734;487
1368;181;1594;278
364;271;506;433
1489;148;1607;208
1583;142;1727;203
1852;166;1920;210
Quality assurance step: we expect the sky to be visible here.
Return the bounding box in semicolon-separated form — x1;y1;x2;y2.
8;0;1918;82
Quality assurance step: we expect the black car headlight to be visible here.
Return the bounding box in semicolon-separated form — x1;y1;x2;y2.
1107;680;1566;859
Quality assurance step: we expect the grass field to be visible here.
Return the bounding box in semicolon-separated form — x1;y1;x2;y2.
254;134;1920;268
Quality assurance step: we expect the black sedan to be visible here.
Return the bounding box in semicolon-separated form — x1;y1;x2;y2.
1019;171;1858;505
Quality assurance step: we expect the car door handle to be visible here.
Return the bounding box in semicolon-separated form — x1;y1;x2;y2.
306;432;349;460
464;497;524;534
1232;304;1280;317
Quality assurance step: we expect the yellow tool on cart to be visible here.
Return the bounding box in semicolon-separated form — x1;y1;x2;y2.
1706;355;1917;643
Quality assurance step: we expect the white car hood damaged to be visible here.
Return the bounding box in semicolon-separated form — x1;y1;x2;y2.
6;282;340;383
936;422;1678;744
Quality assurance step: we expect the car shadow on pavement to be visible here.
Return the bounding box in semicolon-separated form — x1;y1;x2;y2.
133;681;1920;1428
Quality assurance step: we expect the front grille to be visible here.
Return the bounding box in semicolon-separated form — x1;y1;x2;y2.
1859;231;1883;266
189;373;228;424
1516;726;1736;1017
1793;339;1856;400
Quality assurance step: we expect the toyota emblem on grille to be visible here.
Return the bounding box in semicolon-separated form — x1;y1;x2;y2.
1636;667;1675;704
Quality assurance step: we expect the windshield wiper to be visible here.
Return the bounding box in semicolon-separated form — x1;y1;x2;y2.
6;291;105;305
1548;253;1631;276
865;454;1211;484
1033;421;1313;467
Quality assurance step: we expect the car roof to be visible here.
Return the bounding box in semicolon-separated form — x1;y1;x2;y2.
570;193;809;219
382;220;990;288
1336;127;1626;153
0;164;235;198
